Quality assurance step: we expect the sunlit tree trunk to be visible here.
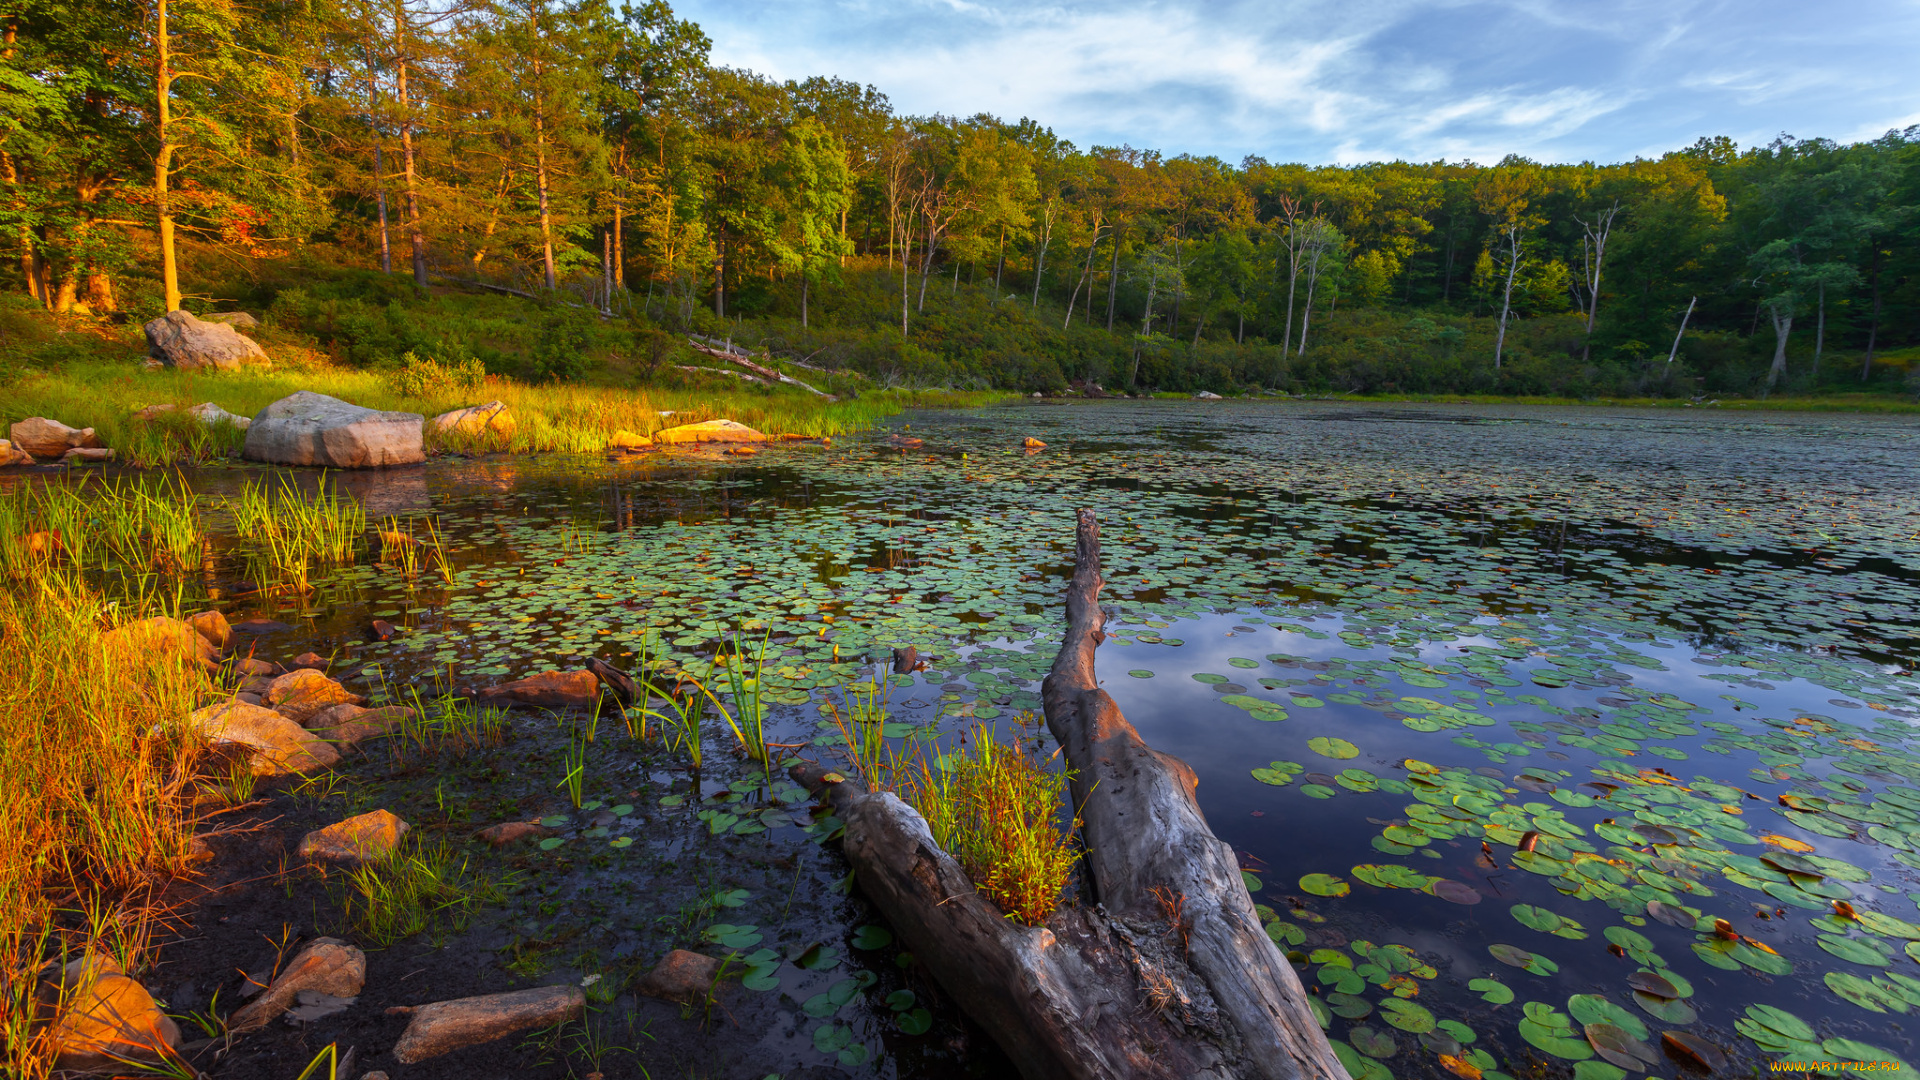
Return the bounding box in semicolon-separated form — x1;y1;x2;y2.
394;0;425;288
1576;200;1619;363
1492;224;1522;371
155;0;181;311
1765;304;1792;393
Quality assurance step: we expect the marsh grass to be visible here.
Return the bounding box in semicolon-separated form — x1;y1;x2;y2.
823;671;891;784
2;358;1002;465
0;473;207;580
337;838;506;946
229;473;364;591
692;632;771;767
896;723;1079;926
391;687;506;758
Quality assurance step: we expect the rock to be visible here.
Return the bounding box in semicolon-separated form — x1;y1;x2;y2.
727;446;758;456
652;419;767;445
101;615;218;670
144;309;268;370
476;670;599;710
235;657;282;677
291;651;328;670
189;701;341;775
200;310;260;329
884;434;924;448
1023;437;1047;449
308;704;414;750
1193;390;1223;399
10;417;103;459
585;657;640;706
476;821;556;847
264;667;363;725
226;937;366;1033
60;447;114;463
187;609;232;649
609;429;650;450
236;691;264;706
390;985;585;1064
134;401;251;429
299;809;409;864
635;950;722;1004
44;952;181;1073
243;391;424;469
431;401;515;438
370;619;396;641
0;439;33;466
891;645;920;675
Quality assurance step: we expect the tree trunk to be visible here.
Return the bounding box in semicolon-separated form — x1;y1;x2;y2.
1812;281;1824;380
801;275;808;329
535;100;557;291
1104;228;1121;331
1765;304;1792;393
376;142;392;273
1665;296;1695;370
994;226;1006;291
1863;247;1882;381
155;0;181;312
1031;208;1053;311
715;228;726;317
394;1;426;289
1493;225;1521;372
1064;229;1099;330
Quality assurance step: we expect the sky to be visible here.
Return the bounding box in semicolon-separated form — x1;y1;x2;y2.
673;0;1920;166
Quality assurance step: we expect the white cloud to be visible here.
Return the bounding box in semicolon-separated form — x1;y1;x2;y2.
675;0;1920;163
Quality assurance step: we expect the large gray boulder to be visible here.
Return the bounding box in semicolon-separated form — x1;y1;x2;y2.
244;391;424;468
144;309;269;370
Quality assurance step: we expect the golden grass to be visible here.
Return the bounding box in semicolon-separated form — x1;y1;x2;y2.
898;722;1079;926
0;573;212;1078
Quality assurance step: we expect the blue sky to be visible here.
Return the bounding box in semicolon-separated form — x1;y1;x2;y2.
674;0;1920;165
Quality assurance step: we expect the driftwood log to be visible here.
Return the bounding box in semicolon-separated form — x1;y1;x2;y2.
791;509;1340;1080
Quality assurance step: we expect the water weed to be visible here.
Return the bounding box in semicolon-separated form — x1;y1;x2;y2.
337;838;506;946
692;632;772;767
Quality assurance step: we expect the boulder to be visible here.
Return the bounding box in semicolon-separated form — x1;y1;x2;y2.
44;953;181;1073
60;447;114;463
652;419;767;445
1193;390;1223;400
101;616;218;670
308;704;414;750
0;439;33;466
475;821;557;847
431;401;515;438
1023;437;1047;449
144;309;268;370
299;809;409;864
608;429;650;450
226;937;366;1033
391;985;585;1064
264;667;363;725
243;391;424;469
235;657;282;677
134;401;251;429
189;701;340;775
635;950;722;1005
476;670;599;710
186;610;231;649
200;310;261;329
10;417;103;459
291;651;328;670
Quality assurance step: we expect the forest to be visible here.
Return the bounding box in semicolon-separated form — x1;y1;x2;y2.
6;0;1920;400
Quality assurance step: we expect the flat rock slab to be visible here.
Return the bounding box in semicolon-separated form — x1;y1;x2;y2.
0;438;33;465
431;400;515;437
46;953;182;1073
476;669;598;709
190;701;340;775
636;950;721;1004
144;309;269;370
227;937;366;1033
476;821;557;847
653;418;767;445
10;416;104;458
265;667;363;725
308;703;414;750
391;985;584;1064
299;809;409;864
244;391;424;468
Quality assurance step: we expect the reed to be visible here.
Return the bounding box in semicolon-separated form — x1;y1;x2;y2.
691;632;771;767
228;473;365;590
337;838;504;946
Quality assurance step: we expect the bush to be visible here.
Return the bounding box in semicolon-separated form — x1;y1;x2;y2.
385;349;487;398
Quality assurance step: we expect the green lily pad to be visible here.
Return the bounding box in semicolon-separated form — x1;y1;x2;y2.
1309;737;1360;760
1300;873;1350;898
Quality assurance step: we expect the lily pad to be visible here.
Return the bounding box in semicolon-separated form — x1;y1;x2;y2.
1300;873;1350;898
1309;737;1360;760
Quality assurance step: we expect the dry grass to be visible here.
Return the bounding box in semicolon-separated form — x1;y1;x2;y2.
896;722;1080;926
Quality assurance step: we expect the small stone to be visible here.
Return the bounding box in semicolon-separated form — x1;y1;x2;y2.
235;657;282;677
102;615;218;670
186;609;232;649
264;667;363;725
652;419;767;445
200;310;260;328
635;950;722;1004
370;618;396;641
727;446;758;455
430;401;515;438
226;937;366;1033
360;1073;390;1080
1193;390;1223;399
891;645;920;674
308;704;413;750
291;651;328;670
1023;436;1047;448
608;429;650;449
45;953;181;1073
299;809;409;864
60;446;114;463
10;416;103;458
390;985;585;1064
475;821;556;847
189;701;340;775
0;439;33;466
476;669;599;710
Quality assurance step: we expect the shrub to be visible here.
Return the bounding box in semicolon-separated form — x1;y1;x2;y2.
385;349;487;398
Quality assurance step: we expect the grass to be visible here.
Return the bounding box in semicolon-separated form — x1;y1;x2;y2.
229;473;364;591
888;720;1080;927
0;353;1007;467
693;633;771;768
336;837;507;946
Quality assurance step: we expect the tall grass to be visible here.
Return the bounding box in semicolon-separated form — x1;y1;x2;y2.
0;473;206;578
0;575;211;1079
692;632;771;767
896;724;1079;927
228;473;365;591
337;838;505;946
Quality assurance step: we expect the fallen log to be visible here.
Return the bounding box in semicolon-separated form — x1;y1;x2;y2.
789;509;1341;1080
1044;508;1342;1080
684;338;830;397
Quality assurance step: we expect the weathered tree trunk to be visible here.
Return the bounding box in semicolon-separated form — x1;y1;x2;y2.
794;510;1341;1080
1766;305;1792;393
155;0;181;312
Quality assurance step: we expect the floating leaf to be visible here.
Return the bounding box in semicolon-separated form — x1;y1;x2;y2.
1469;978;1513;1004
1310;737;1360;760
1818;935;1888;966
1584;1023;1660;1071
1380;998;1436;1034
1489;944;1557;975
851;925;893;950
1661;1031;1727;1072
1351;1025;1398;1058
1300;873;1350;898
